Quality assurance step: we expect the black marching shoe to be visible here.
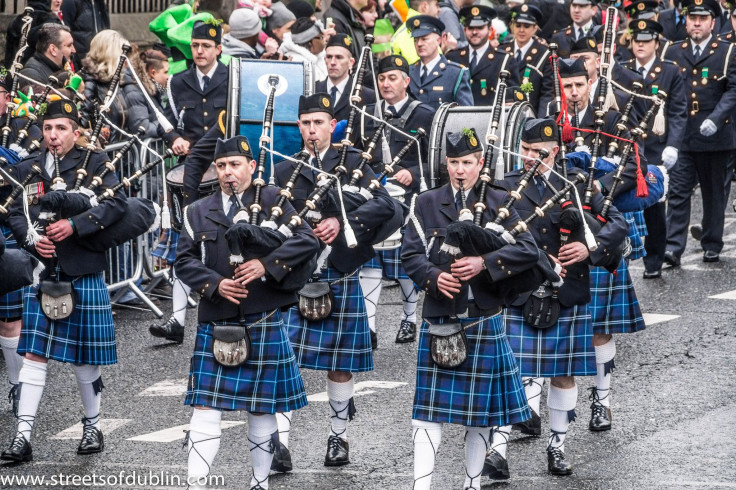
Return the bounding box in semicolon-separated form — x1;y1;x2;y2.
77;423;104;455
370;329;378;350
324;435;350;466
512;409;541;436
690;225;703;241
271;440;293;473
149;317;184;344
589;402;612;432
250;485;266;490
643;269;661;279
8;383;19;416
546;446;573;476
395;320;416;343
482;448;510;480
663;251;680;268
703;251;720;263
1;434;32;462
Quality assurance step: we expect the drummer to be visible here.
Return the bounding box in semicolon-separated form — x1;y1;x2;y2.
359;54;434;347
150;21;229;346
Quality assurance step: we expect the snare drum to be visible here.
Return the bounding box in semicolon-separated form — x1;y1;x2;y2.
373;181;406;251
166;164;218;232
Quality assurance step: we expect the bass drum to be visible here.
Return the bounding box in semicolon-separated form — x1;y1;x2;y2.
166;164;218;232
427;101;536;187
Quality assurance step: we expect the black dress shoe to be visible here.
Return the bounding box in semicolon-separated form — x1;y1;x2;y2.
589;401;612;431
663;251;680;268
395;320;416;343
482;448;510;480
324;435;349;466
690;225;703;241
149;317;184;344
0;434;32;462
547;447;573;476
8;383;19;416
77;424;104;455
271;440;293;473
512;409;541;436
703;251;720;263
370;329;378;350
643;269;662;279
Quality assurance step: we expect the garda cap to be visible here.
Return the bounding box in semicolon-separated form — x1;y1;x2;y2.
215;135;253;160
298;93;335;117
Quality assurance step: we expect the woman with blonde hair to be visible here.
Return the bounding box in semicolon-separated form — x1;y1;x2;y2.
81;29;160;142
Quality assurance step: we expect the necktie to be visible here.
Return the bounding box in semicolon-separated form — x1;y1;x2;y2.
226;194;240;221
694;45;701;59
202;75;210;91
638;66;646;77
516;49;522;63
387;105;397;116
57;11;63;22
421;66;427;83
470;50;478;70
454;191;463;212
576;27;582;40
677;14;684;26
534;176;545;199
330;86;339;104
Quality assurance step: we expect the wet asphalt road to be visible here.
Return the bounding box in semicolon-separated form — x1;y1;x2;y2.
1;198;735;490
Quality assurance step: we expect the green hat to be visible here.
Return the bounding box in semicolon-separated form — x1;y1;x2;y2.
167;12;217;60
149;4;193;46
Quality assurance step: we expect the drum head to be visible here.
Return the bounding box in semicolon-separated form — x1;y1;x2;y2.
166;164;218;192
503;101;535;172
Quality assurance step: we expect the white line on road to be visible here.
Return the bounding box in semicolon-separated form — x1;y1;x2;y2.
137;378;187;397
307;380;408;402
127;421;245;443
51;419;132;439
642;313;680;325
709;289;736;299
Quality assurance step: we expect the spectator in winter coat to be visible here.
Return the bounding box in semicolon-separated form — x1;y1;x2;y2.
4;0;63;68
19;23;74;93
278;18;328;81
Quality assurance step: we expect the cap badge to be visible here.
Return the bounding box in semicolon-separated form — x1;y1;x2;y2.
413;18;420;27
241;141;249;152
469;135;478;146
516;91;524;100
543;126;553;137
588;38;596;48
63;103;73;113
209;28;217;37
638;2;645;10
638;20;647;29
695;0;702;5
395;58;403;66
322;97;331;108
344;37;352;46
521;4;528;11
471;7;480;15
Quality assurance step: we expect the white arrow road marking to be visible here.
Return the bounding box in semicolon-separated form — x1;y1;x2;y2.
127;421;246;443
307;380;408;402
642;313;680;325
138;378;188;397
51;419;132;439
709;289;736;299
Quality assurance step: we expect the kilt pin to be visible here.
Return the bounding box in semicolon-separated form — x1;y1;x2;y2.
284;266;374;373
19;271;117;366
186;310;308;413
413;314;531;428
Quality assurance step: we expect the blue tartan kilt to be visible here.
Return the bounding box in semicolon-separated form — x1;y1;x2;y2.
284;267;373;373
504;305;596;377
625;211;647;261
151;229;179;265
363;245;410;281
590;260;646;335
185;309;308;413
19;272;117;365
413;314;531;428
0;224;25;319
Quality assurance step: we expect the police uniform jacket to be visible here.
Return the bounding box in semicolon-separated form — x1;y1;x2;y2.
621;58;688;162
662;37;736;151
315;76;376;123
659;8;688;42
7;147;127;277
360;97;434;197
499;39;552;113
401;183;539;318
162;61;229;147
274;146;397;273
409;54;474;109
175;186;320;322
499;168;628;306
446;46;521;106
550;25;597;58
183;110;226;205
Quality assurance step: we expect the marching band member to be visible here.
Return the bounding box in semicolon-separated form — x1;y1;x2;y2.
1;100;127;462
175;135;319;490
272;94;396;469
486;118;627;479
401;128;536;490
359;54;434;346
549;0;599;58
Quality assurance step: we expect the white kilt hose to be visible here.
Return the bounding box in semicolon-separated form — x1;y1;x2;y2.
413;314;531;428
19;271;117;365
186;309;308;413
284;266;374;373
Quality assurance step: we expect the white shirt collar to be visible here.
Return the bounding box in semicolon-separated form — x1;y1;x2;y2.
196;64;218;89
693;35;712;54
422;53;442;74
222;191;245;215
470;42;490;60
514;40;532;58
575;20;594;34
636;57;656;76
385;94;409;113
327;76;350;100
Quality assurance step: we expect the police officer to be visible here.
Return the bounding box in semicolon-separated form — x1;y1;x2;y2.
272;94;396;469
401;128;536;490
661;0;736;265
615;0;662;64
447;5;520;106
407;15;473;109
1;100;127;462
550;0;600;58
486;118;628;479
498;4;552;114
621;19;687;278
359;55;434;346
174;135;319;490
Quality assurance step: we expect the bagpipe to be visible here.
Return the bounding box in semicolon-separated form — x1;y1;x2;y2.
1;6;34;148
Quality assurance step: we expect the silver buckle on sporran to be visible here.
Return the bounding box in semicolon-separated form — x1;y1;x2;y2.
427;320;468;368
298;281;334;321
212;323;252;367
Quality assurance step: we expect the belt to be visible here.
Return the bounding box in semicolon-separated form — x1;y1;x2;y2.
466;302;502;318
